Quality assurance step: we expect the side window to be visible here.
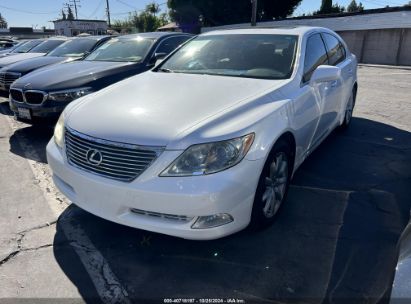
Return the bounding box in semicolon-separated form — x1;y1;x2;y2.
303;33;329;83
156;36;190;55
322;33;345;66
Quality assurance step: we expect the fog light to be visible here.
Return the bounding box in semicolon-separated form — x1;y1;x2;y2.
191;213;233;229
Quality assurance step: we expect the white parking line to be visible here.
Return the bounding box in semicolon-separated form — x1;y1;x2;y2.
1;108;130;304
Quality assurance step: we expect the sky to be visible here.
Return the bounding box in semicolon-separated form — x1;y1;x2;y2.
0;0;409;28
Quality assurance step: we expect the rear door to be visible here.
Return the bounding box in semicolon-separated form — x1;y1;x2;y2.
321;32;352;125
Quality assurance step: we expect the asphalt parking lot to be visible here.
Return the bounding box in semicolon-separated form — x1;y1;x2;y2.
0;65;410;304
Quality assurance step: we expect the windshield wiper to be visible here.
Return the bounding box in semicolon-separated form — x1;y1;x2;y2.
157;68;174;73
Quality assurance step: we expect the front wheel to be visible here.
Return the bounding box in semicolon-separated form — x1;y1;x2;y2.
250;140;292;229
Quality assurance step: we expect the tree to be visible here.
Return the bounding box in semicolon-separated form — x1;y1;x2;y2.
314;0;345;14
147;2;160;16
167;0;302;28
319;0;333;13
67;6;75;20
347;0;364;12
112;4;168;33
0;13;7;29
62;9;67;20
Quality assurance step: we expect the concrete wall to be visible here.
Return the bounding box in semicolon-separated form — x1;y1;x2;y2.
398;29;411;66
338;28;411;66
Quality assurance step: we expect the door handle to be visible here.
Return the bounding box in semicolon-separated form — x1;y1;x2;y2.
330;80;338;87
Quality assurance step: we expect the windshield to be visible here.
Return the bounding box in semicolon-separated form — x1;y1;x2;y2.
29;39;66;53
159;34;298;80
47;38;99;57
85;37;154;62
12;40;43;53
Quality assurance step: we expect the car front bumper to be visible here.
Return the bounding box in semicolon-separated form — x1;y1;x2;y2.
9;98;66;119
47;139;265;240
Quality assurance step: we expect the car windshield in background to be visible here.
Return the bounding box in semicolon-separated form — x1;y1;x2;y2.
160;34;298;80
47;39;99;57
29;40;66;53
13;40;42;53
85;37;154;62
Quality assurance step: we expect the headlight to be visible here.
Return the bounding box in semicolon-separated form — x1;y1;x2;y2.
161;133;254;177
48;87;93;102
54;113;65;148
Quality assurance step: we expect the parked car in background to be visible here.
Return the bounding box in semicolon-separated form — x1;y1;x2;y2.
9;32;192;122
0;36;112;91
47;27;358;240
0;37;68;69
0;40;40;57
0;39;18;51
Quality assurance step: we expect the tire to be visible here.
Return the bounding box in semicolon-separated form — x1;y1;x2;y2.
250;139;292;229
339;89;356;130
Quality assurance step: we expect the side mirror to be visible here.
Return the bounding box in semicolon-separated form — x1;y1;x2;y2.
310;65;341;85
151;52;168;66
82;51;91;58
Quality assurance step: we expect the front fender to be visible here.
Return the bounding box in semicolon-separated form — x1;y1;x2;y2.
175;95;293;161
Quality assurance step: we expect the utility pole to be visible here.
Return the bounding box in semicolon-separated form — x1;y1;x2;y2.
251;0;258;26
63;3;72;19
69;0;81;19
106;0;111;28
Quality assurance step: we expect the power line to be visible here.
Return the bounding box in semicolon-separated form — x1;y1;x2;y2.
109;2;168;17
88;0;105;18
116;0;138;10
0;4;59;15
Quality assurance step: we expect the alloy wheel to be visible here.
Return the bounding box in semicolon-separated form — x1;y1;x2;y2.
262;152;289;218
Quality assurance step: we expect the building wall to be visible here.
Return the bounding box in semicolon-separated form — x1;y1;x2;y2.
338;29;411;66
398;29;411;66
53;20;108;37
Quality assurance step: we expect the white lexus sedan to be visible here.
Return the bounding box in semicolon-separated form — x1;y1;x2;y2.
47;27;358;240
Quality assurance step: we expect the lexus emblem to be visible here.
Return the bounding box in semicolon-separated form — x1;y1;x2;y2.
86;149;103;166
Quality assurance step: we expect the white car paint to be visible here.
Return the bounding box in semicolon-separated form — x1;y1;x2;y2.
47;26;358;240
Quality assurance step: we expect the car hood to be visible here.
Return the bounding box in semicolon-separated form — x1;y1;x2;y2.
2;56;75;74
12;60;135;91
0;53;46;68
66;71;288;148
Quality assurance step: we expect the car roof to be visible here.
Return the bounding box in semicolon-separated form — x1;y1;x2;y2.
202;26;329;36
45;36;70;41
71;35;111;41
118;32;193;40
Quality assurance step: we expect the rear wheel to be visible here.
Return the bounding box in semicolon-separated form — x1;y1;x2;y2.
340;90;356;129
250;140;292;229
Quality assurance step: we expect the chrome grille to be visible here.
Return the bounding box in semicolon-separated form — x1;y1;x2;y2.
0;72;21;87
65;128;162;182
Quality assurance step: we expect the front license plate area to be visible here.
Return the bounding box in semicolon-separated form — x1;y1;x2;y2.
17;107;31;120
